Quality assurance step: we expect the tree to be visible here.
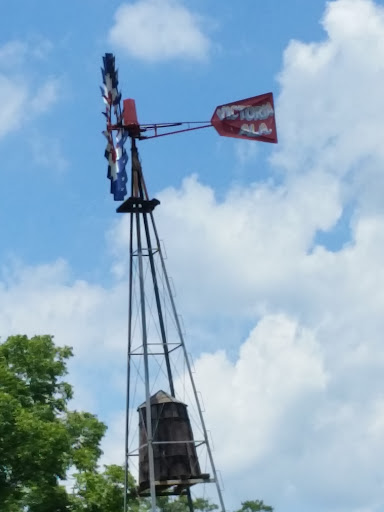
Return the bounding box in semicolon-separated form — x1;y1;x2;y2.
0;335;106;511
157;495;218;512
71;467;219;512
70;464;148;512
235;500;274;512
0;334;273;512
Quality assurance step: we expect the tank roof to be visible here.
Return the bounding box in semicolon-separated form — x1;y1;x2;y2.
138;389;185;408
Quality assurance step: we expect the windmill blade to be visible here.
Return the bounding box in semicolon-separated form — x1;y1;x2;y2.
110;162;128;201
101;53;129;201
114;128;128;200
211;92;278;143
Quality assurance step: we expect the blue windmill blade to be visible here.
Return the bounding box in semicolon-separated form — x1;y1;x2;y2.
103;131;113;152
113;139;128;201
116;146;128;168
121;149;128;168
105;141;113;160
108;159;117;181
103;53;116;75
101;68;107;87
112;171;128;201
113;69;119;89
102;58;119;106
116;129;128;147
112;91;121;106
105;73;113;92
109;161;127;200
106;140;128;201
101;53;128;201
101;65;117;87
104;55;118;85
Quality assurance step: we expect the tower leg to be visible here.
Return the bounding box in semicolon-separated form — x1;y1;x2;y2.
136;208;157;512
186;488;194;512
124;211;134;512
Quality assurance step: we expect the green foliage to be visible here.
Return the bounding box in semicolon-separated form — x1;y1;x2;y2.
0;334;273;512
70;465;125;512
69;464;148;512
0;335;106;511
70;466;219;512
191;497;219;512
234;500;274;512
157;495;218;512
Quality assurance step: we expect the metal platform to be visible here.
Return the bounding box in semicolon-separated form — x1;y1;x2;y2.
138;474;212;496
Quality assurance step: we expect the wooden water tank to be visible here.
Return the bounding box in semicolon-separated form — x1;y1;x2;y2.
138;390;203;492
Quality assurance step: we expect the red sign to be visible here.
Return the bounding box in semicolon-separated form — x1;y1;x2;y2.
211;93;277;143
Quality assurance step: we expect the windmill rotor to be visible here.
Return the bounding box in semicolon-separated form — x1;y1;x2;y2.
101;53;128;201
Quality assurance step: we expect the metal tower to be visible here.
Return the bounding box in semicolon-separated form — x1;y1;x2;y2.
119;138;225;512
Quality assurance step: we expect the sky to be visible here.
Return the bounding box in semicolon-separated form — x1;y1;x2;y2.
1;0;384;511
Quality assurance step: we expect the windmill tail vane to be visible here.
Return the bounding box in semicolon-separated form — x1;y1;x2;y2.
101;52;277;201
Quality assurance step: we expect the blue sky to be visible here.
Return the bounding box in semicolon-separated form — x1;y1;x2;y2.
0;0;327;278
2;1;384;511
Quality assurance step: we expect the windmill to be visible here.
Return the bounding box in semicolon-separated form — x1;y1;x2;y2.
101;53;277;512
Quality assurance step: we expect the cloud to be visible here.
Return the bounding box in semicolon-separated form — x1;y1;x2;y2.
0;75;29;137
0;38;52;67
234;139;259;165
192;314;327;471
29;78;60;115
0;259;127;360
28;132;68;173
0;40;28;66
110;170;342;320
108;0;211;62
0;40;59;139
273;0;384;192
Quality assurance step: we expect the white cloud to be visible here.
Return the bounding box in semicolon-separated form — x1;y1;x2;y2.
0;40;28;66
234;139;259;165
111;170;342;319
108;0;211;62
273;0;384;189
0;259;127;360
0;39;59;140
193;314;327;472
0;75;29;136
29;78;60;115
28;132;68;173
0;38;52;67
